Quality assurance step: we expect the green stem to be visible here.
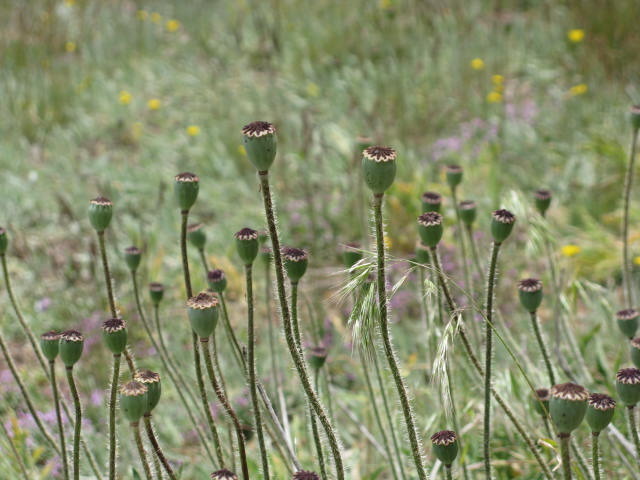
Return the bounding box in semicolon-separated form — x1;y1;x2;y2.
199;248;209;274
530;311;556;385
133;422;153;480
258;171;344;480
203;339;250;480
291;282;302;352
483;241;501;478
108;354;121;480
0;416;30;480
560;434;573;480
622;129;639;308
180;211;193;298
312;371;328;480
246;264;270;478
628;406;640;465
144;415;177;480
445;465;453;480
372;194;427;480
66;367;82;480
220;293;245;371
265;259;282;410
50;360;69;480
592;432;600;480
151;446;162;480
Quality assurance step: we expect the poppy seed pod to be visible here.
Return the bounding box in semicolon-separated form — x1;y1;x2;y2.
616;309;639;339
242;121;277;172
631;105;640;132
0;227;7;255
120;381;148;423
59;330;84;367
415;242;430;265
135;369;161;413
211;469;238;480
418;212;444;247
517;278;543;312
187;223;207;250
293;472;320;480
307;346;327;371
421;191;442;213
616;368;640;406
187;292;219;339
260;246;272;265
149;283;164;305
459;200;477;226
40;331;60;361
362;146;397;194
534;189;552;216
445;165;463;189
342;242;363;269
88;197;113;232
430;430;459;466
101;318;128;355
234;227;259;265
531;388;550;416
258;230;269;245
631;338;640;368
491;209;516;244
124;246;142;272
586;393;616;433
549;382;589;434
283;247;308;283
207;269;227;293
174;172;199;212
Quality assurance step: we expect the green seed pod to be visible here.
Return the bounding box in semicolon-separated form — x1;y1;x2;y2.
211;469;238;480
293;472;320;480
531;388;550;416
421;191;442;213
631;105;640;132
149;283;164;306
586;393;616;433
616;309;639;339
174;172;199;212
88;197;113;232
0;227;7;255
101;318;128;355
124;246;142;272
40;331;60;361
283;247;308;283
445;165;463;189
430;430;459;466
135;369;161;413
631;338;640;368
534;189;552;216
362;146;397;194
491;209;516;244
207;269;227;293
342;242;363;269
549;382;588;434
187;223;207;250
258;230;269;245
187;292;219;339
616;368;640;406
418;212;444;247
459;200;477;226
59;330;84;367
517;278;543;313
242;121;277;172
120;381;148;424
234;228;259;265
307;346;327;371
260;246;272;265
415;242;431;265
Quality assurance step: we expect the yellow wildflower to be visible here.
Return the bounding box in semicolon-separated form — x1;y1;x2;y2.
491;74;504;85
487;91;502;103
470;58;485;70
64;0;76;6
186;125;201;137
65;41;76;53
384;235;393;250
569;84;588;96
166;20;180;32
118;90;132;105
137;10;148;20
561;244;581;257
379;0;392;9
147;99;161;110
634;256;640;266
238;145;247;156
567;29;585;43
150;12;162;23
306;82;319;97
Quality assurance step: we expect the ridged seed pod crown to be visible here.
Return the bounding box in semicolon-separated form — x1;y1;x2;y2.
0;227;7;255
174;172;199;212
211;469;238;480
418;212;444;247
88;196;113;232
631;337;640;368
631;105;640;131
187;292;219;339
534;189;552;216
101;318;128;355
491;209;516;243
120;381;148;423
283;247;308;283
40;331;60;361
445;164;463;188
149;283;164;305
187;223;207;250
362;146;397;194
616;309;639;339
616;368;640;406
135;369;162;413
531;388;550;416
430;430;459;466
586;393;616;433
421;191;442;213
242;121;277;172
235;228;259;265
207;269;227;293
124;246;142;272
549;382;588;434
517;278;543;312
59;330;84;367
459;200;477;226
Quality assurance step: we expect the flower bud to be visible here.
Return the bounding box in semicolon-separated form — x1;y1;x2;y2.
445;165;463;189
342;242;363;269
307;346;327;371
421;191;442;213
207;269;227;293
234;228;259;265
120;381;148;423
430;430;459;466
149;283;164;305
491;209;516;244
283;247;308;283
293;472;320;480
174;172;199;212
40;331;60;361
211;470;238;480
531;388;550;416
459;200;477;226
549;382;588;434
187;223;207;250
586;393;616;433
517;278;543;312
59;330;84;367
242;121;277;172
616;309;639;339
631;338;640;368
631;105;640;132
534;189;552;216
415;242;431;265
101;318;128;355
88;197;113;232
187;292;219;339
616;367;640;406
0;227;7;255
124;246;142;272
362;146;397;194
135;369;161;413
418;212;444;247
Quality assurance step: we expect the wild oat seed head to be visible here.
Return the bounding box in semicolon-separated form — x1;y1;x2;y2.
363;146;396;163
551;382;589;401
242;121;276;138
588;393;616;411
430;430;457;446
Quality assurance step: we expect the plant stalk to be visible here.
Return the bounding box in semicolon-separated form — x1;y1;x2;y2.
312;370;328;480
144;414;177;480
592;432;601;480
108;354;121;480
50;360;69;480
628;406;640;465
133;422;153;480
622;129;639;307
66;366;82;480
560;434;573;480
530;311;556;385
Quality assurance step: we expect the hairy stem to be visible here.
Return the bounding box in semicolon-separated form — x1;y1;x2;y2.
50;360;69;480
66;367;82;480
133;422;153;480
144;415;177;480
560;434;573;480
220;293;246;371
628;406;640;466
265;259;284;426
291;282;302;352
592;432;601;480
108;354;121;480
622;129;639;307
312;371;328;480
530;311;556;385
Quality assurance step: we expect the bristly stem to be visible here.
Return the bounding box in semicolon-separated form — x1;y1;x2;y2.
627;406;640;465
592;432;601;480
50;360;69;480
530;311;556;385
245;264;270;478
372;193;427;480
265;258;282;414
291;282;302;352
132;422;153;480
483;241;501;479
180;211;194;298
144;414;178;480
0;416;30;480
560;434;573;480
312;371;328;480
108;354;121;480
622;129;639;307
66;366;82;480
258;171;344;480
220;293;245;371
